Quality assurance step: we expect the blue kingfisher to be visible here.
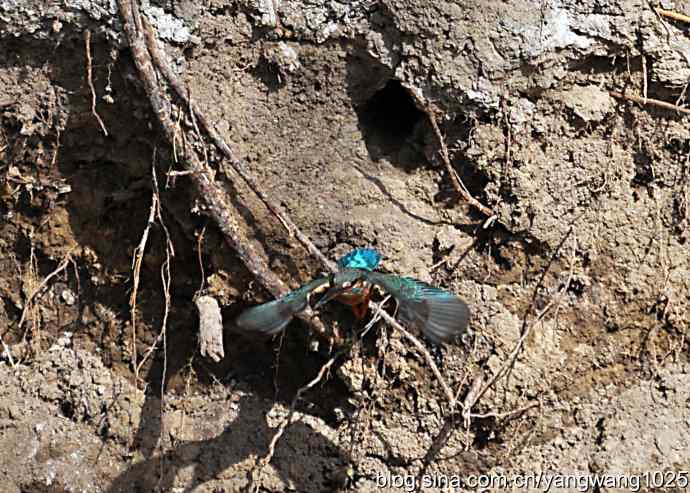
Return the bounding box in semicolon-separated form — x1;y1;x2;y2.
234;248;469;344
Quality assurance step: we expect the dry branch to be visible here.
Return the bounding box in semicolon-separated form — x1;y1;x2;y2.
403;83;496;221
609;90;690;116
18;252;72;329
133;163;176;378
84;30;108;136
139;17;337;273
655;7;690;25
130;179;158;380
117;0;328;337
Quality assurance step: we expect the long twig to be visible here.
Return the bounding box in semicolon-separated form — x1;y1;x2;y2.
378;309;456;409
473;231;577;406
117;0;328;338
403;83;496;221
153;165;174;489
251;348;342;486
609;90;690;116
130;175;158;381
468;401;539;419
18;252;72;329
134;162;177;377
84;30;108;136
655;7;690;25
139;17;337;273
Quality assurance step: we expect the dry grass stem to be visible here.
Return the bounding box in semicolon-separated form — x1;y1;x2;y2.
403;83;496;221
251;350;341;486
376;308;456;409
130;179;158;381
85;30;108;136
18;252;72;330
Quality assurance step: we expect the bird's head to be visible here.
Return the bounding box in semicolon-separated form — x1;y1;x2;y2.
313;270;369;309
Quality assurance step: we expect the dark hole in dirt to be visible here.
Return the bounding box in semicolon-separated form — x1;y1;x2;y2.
471;417;502;449
594;417;606;445
355;79;426;166
632;151;654;186
251;56;283;91
59;399;75;419
19;481;68;493
566;278;586;296
437;153;491;207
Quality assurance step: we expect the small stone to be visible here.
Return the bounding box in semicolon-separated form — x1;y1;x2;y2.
562;85;613;123
8;404;21;420
39;381;61;401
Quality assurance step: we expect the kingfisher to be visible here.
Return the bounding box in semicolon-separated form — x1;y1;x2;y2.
234;248;470;344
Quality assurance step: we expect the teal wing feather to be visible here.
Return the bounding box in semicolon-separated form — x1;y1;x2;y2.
368;273;470;344
337;248;382;271
235;277;329;335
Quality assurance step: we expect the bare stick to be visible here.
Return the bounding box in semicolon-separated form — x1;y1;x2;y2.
473;232;577;406
118;0;329;337
139;17;337;273
461;373;484;450
154;164;174;488
376;307;456;409
468;401;539;419
252;349;341;483
656;7;690;25
134;162;178;377
18;253;72;329
84;30;108;136
130;183;157;381
609;90;690;116
0;334;15;367
403;84;496;220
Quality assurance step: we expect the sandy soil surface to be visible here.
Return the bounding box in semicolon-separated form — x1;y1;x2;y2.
0;1;689;492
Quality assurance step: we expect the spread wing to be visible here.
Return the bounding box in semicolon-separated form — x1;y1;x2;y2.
234;277;329;335
368;273;470;344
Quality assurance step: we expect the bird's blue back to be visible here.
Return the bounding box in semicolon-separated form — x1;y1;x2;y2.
336;248;382;271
